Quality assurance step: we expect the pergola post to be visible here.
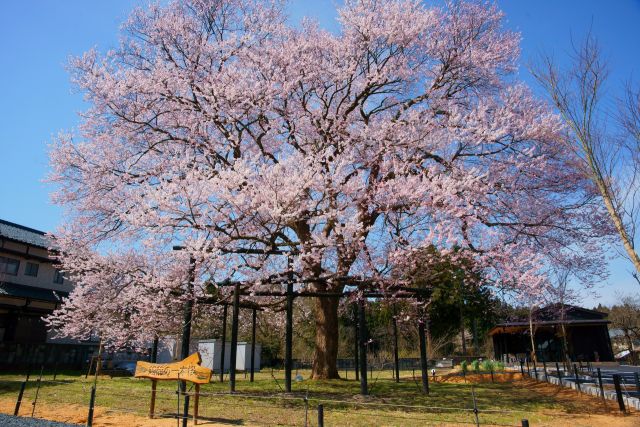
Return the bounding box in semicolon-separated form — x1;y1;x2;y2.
229;283;240;392
392;305;400;383
285;280;294;392
358;298;368;395
250;308;257;382
354;303;359;381
219;304;228;382
418;302;429;394
179;256;196;421
150;335;158;363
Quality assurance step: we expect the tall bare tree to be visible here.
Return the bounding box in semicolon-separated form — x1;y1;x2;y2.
608;296;640;365
533;34;640;281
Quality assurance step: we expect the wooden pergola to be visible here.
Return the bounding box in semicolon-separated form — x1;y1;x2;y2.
170;246;433;397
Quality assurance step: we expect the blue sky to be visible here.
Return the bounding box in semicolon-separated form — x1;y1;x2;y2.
1;1;639;305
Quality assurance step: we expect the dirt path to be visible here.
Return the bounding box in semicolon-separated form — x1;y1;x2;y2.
0;399;243;427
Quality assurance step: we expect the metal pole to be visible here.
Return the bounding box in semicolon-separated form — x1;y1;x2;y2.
229;282;240;392
250;308;257;382
521;420;530;427
392;305;400;383
418;304;429;394
471;386;480;427
285;280;294;393
555;361;562;383
86;386;96;427
317;404;324;427
573;364;581;393
182;394;190;427
31;365;44;417
14;381;26;416
220;304;228;382
542;359;548;382
358;299;368;395
612;374;626;413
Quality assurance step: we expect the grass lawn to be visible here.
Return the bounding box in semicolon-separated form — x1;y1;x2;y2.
0;369;637;426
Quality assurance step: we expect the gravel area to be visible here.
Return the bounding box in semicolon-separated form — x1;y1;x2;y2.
0;414;79;426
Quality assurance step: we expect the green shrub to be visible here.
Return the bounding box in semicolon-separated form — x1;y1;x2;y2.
460;360;468;372
470;359;480;372
480;359;493;372
494;361;505;372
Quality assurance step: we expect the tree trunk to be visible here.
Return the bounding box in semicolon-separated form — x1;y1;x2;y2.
625;332;637;365
311;296;341;379
529;311;538;364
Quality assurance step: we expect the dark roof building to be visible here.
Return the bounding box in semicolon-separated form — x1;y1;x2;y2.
0;219;96;370
489;304;614;362
0;219;51;249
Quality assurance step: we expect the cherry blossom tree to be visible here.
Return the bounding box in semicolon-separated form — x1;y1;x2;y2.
49;0;610;378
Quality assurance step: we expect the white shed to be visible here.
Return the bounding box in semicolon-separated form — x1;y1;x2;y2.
236;342;261;372
198;339;232;373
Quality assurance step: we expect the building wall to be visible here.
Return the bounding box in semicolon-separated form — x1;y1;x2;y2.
1;240;73;293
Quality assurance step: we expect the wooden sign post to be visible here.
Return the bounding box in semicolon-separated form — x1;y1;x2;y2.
135;352;212;424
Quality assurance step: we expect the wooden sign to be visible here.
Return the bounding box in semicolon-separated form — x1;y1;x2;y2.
135;352;212;384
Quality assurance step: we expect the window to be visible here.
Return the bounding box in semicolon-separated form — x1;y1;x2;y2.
0;256;20;276
53;270;64;284
25;262;39;277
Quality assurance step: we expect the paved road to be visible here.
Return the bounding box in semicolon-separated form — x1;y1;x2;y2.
0;414;78;426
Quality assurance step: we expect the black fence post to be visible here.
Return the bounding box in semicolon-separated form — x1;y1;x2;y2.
182;394;190;427
520;361;524;377
612;374;626;413
14;381;26;416
526;359;530;377
317;404;324;427
87;385;96;427
220;304;228;382
542;359;548;382
521;420;529;427
358;299;368;395
250;308;257;382
230;282;241;392
573;364;581;393
555;361;562;383
597;368;607;407
532;360;538;380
